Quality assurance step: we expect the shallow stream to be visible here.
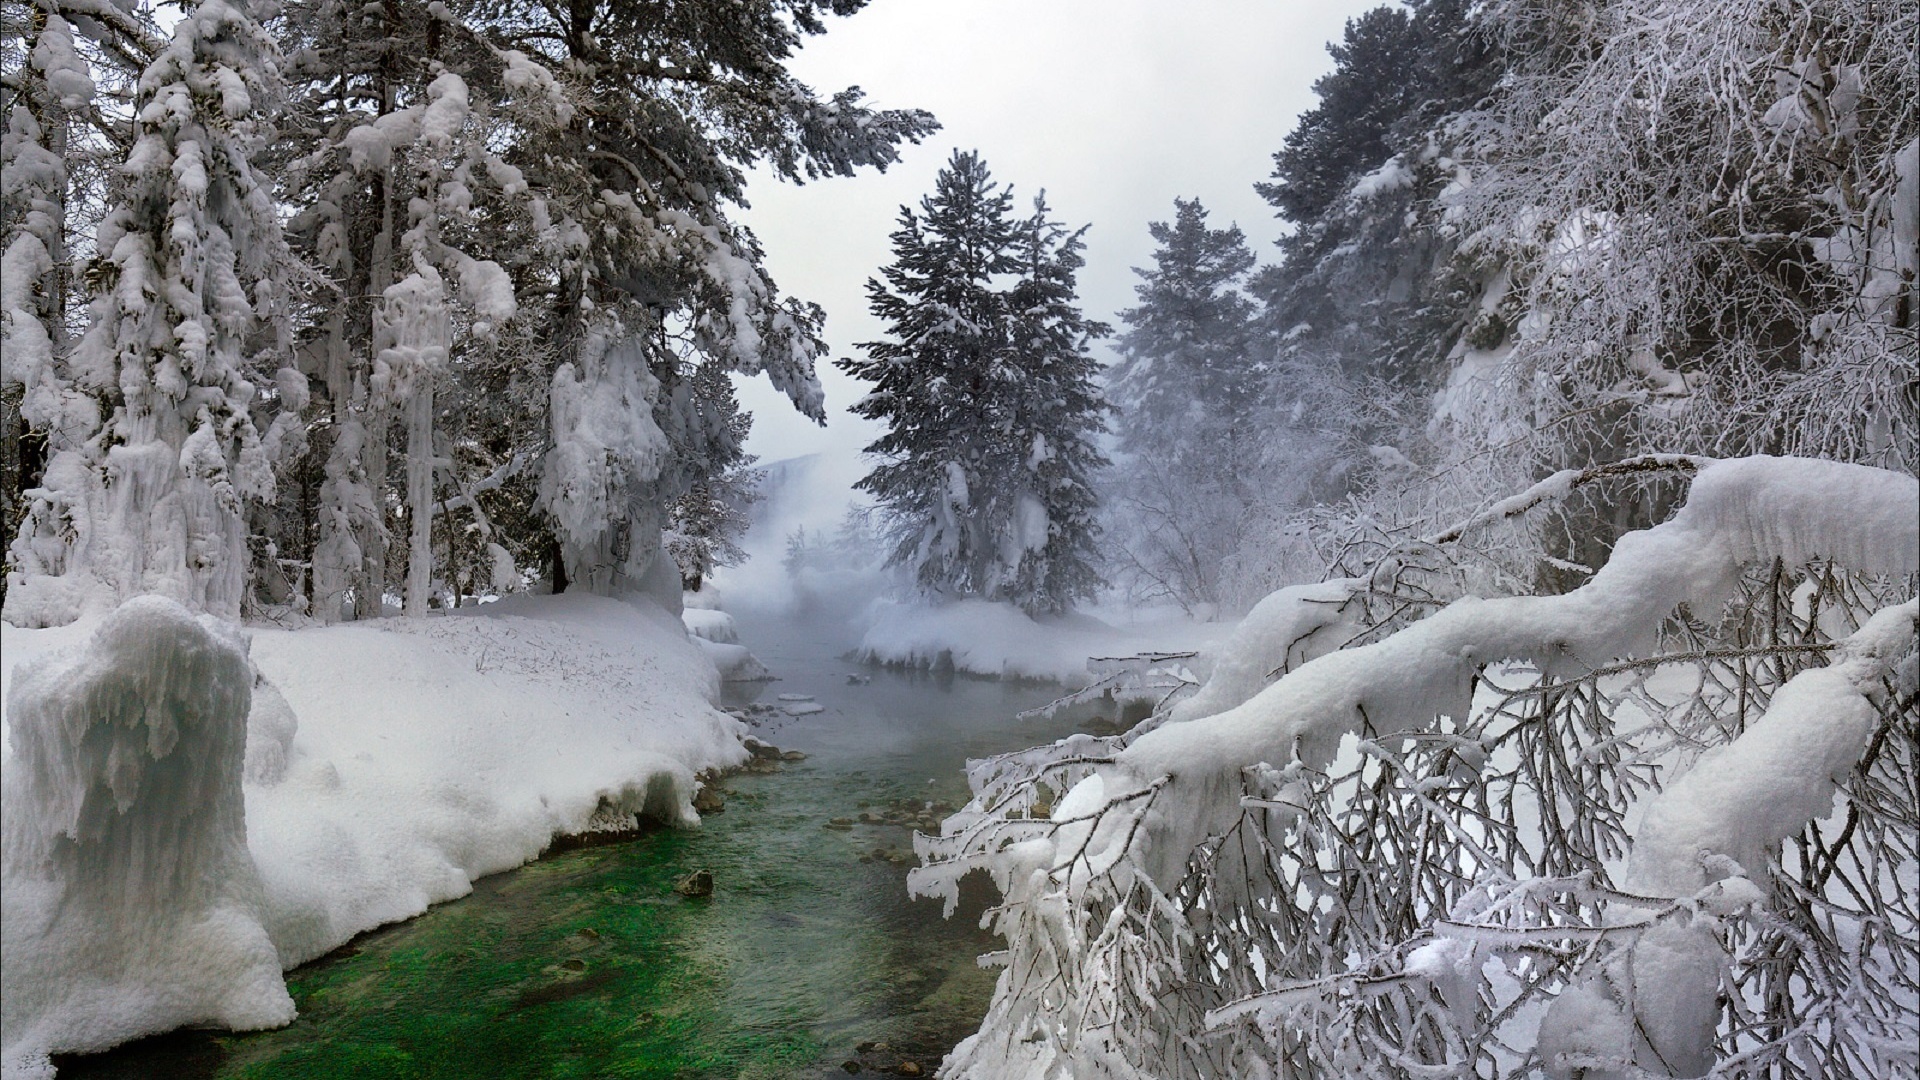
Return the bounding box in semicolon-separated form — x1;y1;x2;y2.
58;612;1099;1080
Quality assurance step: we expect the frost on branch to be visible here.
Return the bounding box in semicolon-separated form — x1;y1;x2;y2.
1;597;291;1077
910;456;1918;1079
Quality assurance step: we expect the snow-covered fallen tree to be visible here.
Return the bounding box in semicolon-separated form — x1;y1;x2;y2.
910;455;1918;1079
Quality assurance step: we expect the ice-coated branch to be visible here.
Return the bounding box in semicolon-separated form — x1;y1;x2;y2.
1118;457;1916;884
916;455;1917;1080
1534;597;1918;1078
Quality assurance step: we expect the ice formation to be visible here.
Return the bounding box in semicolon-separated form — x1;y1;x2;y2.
1;598;291;1079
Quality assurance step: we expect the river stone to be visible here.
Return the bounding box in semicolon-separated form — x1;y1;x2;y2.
674;869;714;897
900;1063;923;1076
560;958;587;973
692;786;725;813
781;749;807;761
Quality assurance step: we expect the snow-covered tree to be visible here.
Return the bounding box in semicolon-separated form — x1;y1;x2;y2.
841;151;1108;616
5;0;291;626
0;0;939;624
999;195;1111;612
1107;199;1261;613
1;5;166;621
662;358;759;591
3;14;97;617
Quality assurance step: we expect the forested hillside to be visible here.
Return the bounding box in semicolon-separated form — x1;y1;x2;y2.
1105;0;1913;615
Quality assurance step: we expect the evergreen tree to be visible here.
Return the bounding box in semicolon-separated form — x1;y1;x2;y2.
999;195;1110;613
1106;198;1260;612
840;151;1108;616
6;0;292;625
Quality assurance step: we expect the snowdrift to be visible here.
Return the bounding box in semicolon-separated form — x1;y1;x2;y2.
1;592;746;1077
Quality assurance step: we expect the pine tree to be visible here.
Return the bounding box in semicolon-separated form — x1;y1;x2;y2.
1000;195;1110;612
1106;198;1260;612
4;0;291;625
841;151;1107;616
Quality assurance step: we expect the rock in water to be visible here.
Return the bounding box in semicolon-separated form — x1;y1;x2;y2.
1;597;295;1073
674;869;714;898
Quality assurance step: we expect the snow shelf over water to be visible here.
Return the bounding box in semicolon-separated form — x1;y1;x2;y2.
1;592;748;1078
855;598;1228;687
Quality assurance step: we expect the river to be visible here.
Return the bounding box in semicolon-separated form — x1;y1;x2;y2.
56;611;1107;1080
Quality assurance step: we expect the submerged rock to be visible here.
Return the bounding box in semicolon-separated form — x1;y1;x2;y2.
673;869;714;898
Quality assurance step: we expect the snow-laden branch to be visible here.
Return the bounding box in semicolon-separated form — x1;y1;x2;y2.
912;455;1918;1080
1534;597;1918;1077
1119;456;1915;883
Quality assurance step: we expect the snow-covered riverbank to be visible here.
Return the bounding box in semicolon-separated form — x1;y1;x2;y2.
1;593;748;1078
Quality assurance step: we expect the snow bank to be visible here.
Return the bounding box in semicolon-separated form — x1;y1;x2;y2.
2;599;290;1078
1;592;745;1075
855;598;1224;686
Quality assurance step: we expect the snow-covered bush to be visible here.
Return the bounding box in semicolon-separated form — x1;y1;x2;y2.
911;456;1917;1079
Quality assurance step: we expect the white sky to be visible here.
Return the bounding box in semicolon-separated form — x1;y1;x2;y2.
732;0;1383;471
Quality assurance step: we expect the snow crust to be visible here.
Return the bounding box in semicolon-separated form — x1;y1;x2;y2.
1;592;744;1075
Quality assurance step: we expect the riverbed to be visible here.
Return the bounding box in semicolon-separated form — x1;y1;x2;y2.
57;611;1103;1079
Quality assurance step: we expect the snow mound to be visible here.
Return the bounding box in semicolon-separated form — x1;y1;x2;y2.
682;606;739;643
2;598;291;1078
242;593;744;968
1;592;746;1074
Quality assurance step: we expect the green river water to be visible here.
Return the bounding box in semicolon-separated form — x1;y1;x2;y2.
56;614;1102;1080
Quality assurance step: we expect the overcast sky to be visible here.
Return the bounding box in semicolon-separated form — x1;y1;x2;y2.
731;0;1384;472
